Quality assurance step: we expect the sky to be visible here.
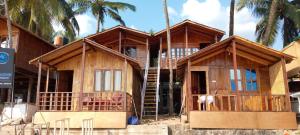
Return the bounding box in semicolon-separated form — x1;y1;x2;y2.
61;0;284;50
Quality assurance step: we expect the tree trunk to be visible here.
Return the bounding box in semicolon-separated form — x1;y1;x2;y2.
4;0;13;48
96;15;100;33
163;0;174;115
262;0;278;46
229;0;235;36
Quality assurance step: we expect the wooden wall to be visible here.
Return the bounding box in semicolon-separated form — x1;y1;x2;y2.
282;40;300;77
55;43;141;109
160;28;216;50
190;52;271;95
0;19;55;73
269;61;285;95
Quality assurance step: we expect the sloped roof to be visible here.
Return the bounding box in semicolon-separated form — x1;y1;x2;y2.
0;17;56;48
29;38;141;70
154;19;225;40
177;35;294;67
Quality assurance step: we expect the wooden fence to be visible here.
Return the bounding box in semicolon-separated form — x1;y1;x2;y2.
38;92;132;112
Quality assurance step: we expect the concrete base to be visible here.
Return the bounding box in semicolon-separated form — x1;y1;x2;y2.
34;111;127;128
190;111;297;129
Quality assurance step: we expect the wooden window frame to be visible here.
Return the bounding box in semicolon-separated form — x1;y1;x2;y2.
113;69;122;91
94;69;122;92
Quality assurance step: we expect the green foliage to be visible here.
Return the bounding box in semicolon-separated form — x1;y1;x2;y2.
7;0;79;42
237;0;300;47
70;0;136;33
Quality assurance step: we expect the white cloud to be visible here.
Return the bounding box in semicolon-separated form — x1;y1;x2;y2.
75;14;97;36
168;7;178;16
180;0;258;41
130;25;137;30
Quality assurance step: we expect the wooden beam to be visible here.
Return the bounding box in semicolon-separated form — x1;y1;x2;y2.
232;41;240;111
160;37;163;67
126;37;147;45
191;49;225;65
79;42;86;111
36;62;42;106
281;58;292;111
187;60;192;112
227;48;272;66
214;35;218;43
185;26;188;56
45;68;50;92
236;45;278;62
27;78;33;103
124;59;127;111
119;31;122;52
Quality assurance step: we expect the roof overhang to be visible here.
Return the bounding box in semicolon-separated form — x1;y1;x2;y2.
177;36;295;67
154;19;225;41
29;38;141;70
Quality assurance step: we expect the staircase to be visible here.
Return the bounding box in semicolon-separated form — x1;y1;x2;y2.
143;68;158;117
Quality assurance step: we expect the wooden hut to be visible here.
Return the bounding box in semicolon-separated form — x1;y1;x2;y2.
177;36;297;129
0;17;56;104
30;38;143;128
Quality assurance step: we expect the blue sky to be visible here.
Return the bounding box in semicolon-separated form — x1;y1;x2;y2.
70;0;284;50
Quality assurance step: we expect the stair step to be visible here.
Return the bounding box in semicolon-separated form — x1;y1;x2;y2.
144;106;156;108
144;102;156;104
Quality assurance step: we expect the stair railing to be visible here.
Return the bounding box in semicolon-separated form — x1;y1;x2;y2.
141;39;150;119
155;38;162;121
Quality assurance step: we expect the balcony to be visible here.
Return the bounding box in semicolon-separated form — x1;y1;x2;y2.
191;93;288;112
38;91;132;112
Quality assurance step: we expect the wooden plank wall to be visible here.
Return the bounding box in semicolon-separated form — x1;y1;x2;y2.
269;61;285;95
191;52;271;95
55;42;138;107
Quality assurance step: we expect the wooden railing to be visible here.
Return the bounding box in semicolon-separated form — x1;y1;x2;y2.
191;93;288;112
38;92;132;112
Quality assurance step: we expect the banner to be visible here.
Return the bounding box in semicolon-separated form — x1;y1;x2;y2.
0;48;14;88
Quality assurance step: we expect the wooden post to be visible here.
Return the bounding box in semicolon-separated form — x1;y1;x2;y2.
281;58;292;111
215;35;218;43
187;60;192;112
124;59;127;111
45;68;50;92
36;62;42;106
232;41;240;111
185;26;188;56
119;31;122;52
27;78;33;103
79;42;86;111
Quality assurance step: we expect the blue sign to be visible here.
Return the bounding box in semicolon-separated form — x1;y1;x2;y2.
0;48;14;88
0;52;9;64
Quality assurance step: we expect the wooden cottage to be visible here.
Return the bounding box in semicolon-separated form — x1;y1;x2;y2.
177;36;297;129
30;19;297;129
30;27;149;128
282;39;300;92
0;17;56;104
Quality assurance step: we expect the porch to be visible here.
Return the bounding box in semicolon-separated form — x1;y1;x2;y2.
34;91;132;128
37;91;132;112
189;93;297;129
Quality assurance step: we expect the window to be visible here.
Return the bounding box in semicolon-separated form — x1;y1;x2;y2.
230;69;242;92
94;69;122;91
123;47;137;58
245;69;257;91
114;70;122;91
95;71;102;91
104;70;111;91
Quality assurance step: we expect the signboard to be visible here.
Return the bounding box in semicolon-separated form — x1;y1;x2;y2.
0;48;14;88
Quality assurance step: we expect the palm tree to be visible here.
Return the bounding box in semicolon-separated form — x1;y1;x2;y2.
163;0;174;115
229;0;235;36
237;0;300;47
70;0;136;33
7;0;80;41
4;0;12;48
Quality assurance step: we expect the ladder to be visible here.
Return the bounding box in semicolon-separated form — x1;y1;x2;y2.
143;69;158;117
